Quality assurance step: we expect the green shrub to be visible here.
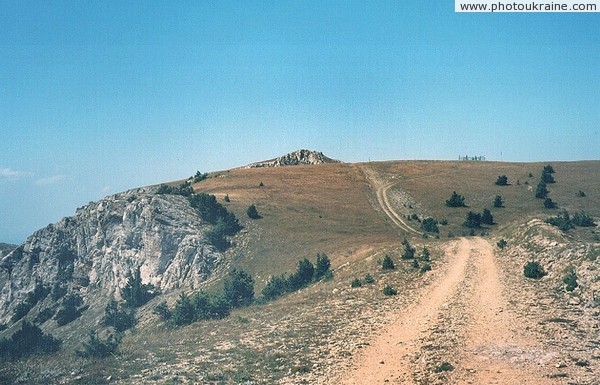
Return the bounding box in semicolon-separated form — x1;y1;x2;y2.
543;165;555;174
382;285;397;296
170;293;196;326
524;261;546;279
463;211;481;228
439;218;448;225
77;331;120;359
577;190;586;197
541;170;555;184
102;299;136;332
401;239;416;259
420;247;431;262
411;259;420;269
314;253;332;281
153;301;172;321
546;210;574;231
420;263;432;273
0;321;61;360
544;198;556;209
288;259;315;290
497;239;507;249
535;181;548;199
121;267;157;308
223;269;255;308
495;175;508;186
481;208;494;225
381;255;395;270
156;183;193;197
572;211;596;227
351;278;362;288
445;191;466;207
246;204;261;219
54;293;85;326
224;194;231;202
421;218;439;233
262;274;289;300
192;171;208;183
493;195;504;208
563;266;578;292
364;274;375;284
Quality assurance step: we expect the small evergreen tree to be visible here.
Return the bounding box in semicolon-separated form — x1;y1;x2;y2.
535;181;548;198
497;239;507;249
446;191;466;207
223;269;255;308
262;274;289;300
524;261;546;279
287;259;315;290
463;211;482;228
247;204;261;219
543;164;555;174
563;266;578;292
364;273;375;284
541;170;555;184
495;175;509;186
314;253;332;280
421;218;439;233
121;267;157;308
546;210;574;231
401;239;416;259
382;285;397;296
381;255;395;270
170;293;196;326
543;198;556;209
493;195;504;208
77;331;120;358
481;208;494;225
1;321;61;359
102;299;136;332
420;247;431;262
351;278;362;288
572;211;596;227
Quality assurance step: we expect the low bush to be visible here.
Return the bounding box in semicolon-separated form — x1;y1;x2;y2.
524;261;546;279
382;285;397;296
381;255;395;270
401;239;416;260
563;266;578;292
420;263;432;273
446;191;466;207
77;331;120;359
102;299;136;332
0;321;61;360
421;218;439;233
364;274;375;284
497;239;507;250
572;211;596;227
546;211;574;231
351;278;362;288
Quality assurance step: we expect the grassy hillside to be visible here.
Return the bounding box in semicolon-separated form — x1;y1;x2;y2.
196;160;599;283
2;159;599;384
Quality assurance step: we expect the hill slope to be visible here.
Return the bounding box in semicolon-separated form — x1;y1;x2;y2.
0;157;599;384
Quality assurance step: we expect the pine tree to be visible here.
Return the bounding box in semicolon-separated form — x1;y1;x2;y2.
481;208;494;225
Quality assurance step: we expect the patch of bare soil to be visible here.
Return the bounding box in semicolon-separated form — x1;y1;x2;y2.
337;237;559;385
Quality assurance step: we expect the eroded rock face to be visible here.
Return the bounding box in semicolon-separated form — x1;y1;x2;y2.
247;149;341;168
0;188;221;325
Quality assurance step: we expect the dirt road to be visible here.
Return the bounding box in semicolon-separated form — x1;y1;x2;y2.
337;237;557;384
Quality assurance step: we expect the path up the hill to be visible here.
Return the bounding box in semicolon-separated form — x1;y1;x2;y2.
337;237;557;385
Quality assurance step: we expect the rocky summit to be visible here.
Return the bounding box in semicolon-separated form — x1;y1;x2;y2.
0;188;221;328
246;149;341;168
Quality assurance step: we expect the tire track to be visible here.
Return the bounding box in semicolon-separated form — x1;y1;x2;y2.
337;238;554;385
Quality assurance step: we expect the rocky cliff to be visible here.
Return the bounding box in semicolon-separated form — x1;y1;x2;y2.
0;188;223;328
246;149;341;168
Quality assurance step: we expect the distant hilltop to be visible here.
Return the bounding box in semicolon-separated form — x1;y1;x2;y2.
246;149;341;168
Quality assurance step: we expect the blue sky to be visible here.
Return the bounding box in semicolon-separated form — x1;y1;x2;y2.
1;1;598;243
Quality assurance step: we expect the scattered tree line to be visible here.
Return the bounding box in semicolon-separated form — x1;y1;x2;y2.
546;210;596;231
463;208;494;228
262;254;332;301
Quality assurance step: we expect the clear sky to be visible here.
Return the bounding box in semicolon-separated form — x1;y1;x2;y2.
1;1;599;244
